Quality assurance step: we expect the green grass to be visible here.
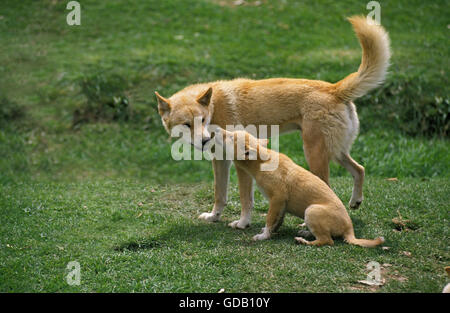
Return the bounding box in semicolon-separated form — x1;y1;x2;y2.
0;0;449;292
1;0;448;132
0;178;448;292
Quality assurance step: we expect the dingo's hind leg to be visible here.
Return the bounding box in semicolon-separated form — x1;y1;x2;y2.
301;121;330;186
295;204;334;247
336;153;364;209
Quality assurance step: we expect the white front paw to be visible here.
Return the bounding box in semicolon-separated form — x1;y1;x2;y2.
252;228;270;241
252;233;269;241
228;219;250;229
198;212;220;222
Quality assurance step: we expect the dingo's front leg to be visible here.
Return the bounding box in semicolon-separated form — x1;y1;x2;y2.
228;165;253;229
253;197;286;241
301;121;330;186
198;159;231;222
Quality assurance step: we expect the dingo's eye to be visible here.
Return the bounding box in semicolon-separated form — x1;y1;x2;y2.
184;123;191;128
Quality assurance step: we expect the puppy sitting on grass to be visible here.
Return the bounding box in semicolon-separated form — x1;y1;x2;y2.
215;127;384;247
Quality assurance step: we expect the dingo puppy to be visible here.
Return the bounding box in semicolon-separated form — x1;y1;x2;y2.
215;128;384;247
155;16;390;228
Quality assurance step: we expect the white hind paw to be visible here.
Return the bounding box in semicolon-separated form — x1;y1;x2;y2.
349;196;363;209
294;237;309;245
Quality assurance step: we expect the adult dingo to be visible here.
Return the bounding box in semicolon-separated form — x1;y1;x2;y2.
155;16;390;229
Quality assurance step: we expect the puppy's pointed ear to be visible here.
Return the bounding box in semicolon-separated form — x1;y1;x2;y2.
155;91;171;115
259;139;269;147
197;87;213;106
244;147;257;160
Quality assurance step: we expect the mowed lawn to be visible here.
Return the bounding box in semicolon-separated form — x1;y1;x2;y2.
0;0;449;292
1;177;449;292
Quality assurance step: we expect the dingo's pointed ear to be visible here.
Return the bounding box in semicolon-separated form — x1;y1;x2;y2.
197;87;213;106
259;139;269;147
155;91;171;115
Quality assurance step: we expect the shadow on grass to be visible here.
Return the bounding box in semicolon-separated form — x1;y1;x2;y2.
350;216;366;231
114;239;166;252
113;215;375;252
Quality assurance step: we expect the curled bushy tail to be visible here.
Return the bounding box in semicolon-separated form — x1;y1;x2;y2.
344;233;385;248
333;16;391;101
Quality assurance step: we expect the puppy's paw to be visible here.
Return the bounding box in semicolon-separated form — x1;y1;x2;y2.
294;237;309;245
253;229;270;241
228;219;250;229
252;233;268;241
198;212;220;222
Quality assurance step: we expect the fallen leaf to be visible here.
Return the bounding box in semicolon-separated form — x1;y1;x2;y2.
137;212;143;218
386;177;398;181
278;22;290;30
138;202;143;206
218;288;225;293
394;275;408;282
358;279;385;286
382;246;390;251
392;210;419;231
402;251;412;257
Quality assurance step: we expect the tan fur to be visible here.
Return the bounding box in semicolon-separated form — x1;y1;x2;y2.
216;128;384;247
155;16;391;223
443;267;450;293
332;16;391;101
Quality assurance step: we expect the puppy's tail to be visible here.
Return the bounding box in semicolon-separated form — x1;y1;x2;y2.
344;232;385;248
332;16;391;102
